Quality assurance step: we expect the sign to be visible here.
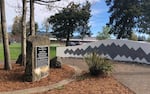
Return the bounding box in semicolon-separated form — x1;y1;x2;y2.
35;46;49;68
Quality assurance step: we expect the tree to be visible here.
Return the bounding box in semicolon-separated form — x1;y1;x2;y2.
26;21;38;36
128;32;138;41
11;17;38;36
11;16;38;43
106;0;150;38
21;0;27;66
0;0;12;70
29;0;61;36
96;26;110;40
12;16;22;39
0;24;2;40
106;0;141;39
137;0;150;34
76;1;91;39
15;0;60;66
42;19;51;35
32;0;61;5
30;0;35;36
48;2;91;46
12;16;22;35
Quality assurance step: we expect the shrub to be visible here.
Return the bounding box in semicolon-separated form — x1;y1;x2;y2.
84;52;113;76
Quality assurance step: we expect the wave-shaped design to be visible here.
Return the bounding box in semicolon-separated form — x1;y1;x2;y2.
64;42;150;62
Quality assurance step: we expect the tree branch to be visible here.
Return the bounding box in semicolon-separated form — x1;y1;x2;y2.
35;0;60;3
27;0;60;5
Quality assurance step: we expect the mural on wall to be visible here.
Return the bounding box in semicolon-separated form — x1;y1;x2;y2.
57;39;150;64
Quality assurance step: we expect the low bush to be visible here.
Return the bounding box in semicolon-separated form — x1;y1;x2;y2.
84;52;113;76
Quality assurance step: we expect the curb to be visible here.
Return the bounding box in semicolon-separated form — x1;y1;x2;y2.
0;79;73;94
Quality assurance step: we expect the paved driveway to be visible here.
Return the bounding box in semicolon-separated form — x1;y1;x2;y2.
60;58;150;94
113;62;150;94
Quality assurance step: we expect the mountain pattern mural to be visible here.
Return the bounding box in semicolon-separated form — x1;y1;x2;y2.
57;39;150;64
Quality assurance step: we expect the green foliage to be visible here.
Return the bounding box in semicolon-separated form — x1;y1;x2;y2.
128;32;138;41
96;26;110;40
12;16;22;36
106;0;141;39
85;52;113;76
106;0;150;38
138;0;150;34
48;1;91;46
77;1;91;39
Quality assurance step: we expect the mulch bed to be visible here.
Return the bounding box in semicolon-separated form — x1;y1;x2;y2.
0;63;134;94
0;63;74;92
36;74;135;94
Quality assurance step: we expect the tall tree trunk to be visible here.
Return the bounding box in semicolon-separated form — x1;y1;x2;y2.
21;0;27;66
66;31;70;46
30;0;35;36
0;0;12;70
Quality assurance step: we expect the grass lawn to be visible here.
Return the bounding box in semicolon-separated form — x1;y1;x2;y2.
0;43;21;61
0;43;56;61
50;46;56;59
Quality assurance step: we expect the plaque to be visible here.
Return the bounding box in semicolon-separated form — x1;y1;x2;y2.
35;46;49;68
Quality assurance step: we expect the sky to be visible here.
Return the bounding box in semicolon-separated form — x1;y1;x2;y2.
5;0;110;37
